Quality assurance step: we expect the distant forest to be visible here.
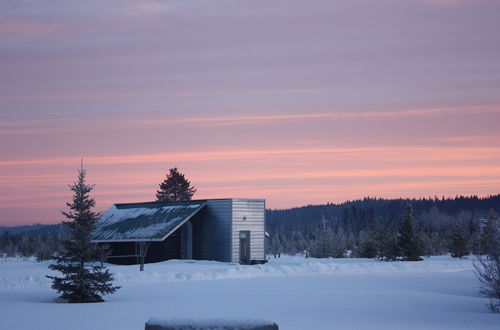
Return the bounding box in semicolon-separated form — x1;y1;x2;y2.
1;195;499;261
266;195;500;259
0;223;68;261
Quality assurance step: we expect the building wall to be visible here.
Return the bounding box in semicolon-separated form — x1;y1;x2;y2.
231;199;265;263
197;199;233;262
182;210;205;260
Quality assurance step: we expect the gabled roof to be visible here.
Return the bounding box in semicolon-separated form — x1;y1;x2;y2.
91;200;207;243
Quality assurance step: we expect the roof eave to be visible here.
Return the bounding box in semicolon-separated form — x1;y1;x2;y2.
91;238;163;243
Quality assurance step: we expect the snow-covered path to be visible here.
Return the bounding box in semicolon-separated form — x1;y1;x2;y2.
0;256;498;329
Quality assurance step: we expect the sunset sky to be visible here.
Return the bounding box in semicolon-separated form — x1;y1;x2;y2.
1;0;500;226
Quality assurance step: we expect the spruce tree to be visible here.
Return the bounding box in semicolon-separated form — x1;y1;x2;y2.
156;167;196;201
359;239;378;258
310;216;335;258
383;217;401;261
47;166;119;303
479;211;499;257
398;205;423;261
450;221;469;259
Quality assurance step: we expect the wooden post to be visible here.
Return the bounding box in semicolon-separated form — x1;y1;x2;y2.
139;242;145;271
138;241;152;272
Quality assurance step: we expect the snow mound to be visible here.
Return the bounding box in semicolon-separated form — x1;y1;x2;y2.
113;255;474;285
0;255;475;289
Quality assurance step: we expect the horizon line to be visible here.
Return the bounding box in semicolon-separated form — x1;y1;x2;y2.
2;193;498;227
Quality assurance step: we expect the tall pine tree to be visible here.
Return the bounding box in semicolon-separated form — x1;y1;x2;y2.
156;167;196;201
47;166;119;303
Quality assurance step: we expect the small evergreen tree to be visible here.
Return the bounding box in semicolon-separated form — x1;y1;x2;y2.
450;221;469;259
310;216;345;258
359;239;378;258
47;166;119;303
309;229;333;258
156;167;196;201
290;230;308;255
270;233;282;258
398;205;423;261
379;218;400;261
385;237;401;261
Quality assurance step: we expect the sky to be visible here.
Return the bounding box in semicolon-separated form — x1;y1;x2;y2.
1;0;500;226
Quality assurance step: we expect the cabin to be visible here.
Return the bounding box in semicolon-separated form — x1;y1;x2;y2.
91;199;266;265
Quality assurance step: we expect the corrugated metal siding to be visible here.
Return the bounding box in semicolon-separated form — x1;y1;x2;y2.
197;199;232;262
231;199;265;262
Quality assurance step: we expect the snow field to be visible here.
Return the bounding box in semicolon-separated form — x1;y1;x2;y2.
0;255;498;330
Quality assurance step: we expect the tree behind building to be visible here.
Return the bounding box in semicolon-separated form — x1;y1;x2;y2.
156;167;196;201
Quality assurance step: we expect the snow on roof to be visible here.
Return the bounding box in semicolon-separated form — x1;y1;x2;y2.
92;200;206;242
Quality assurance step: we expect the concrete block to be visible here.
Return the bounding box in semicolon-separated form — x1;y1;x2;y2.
145;318;279;330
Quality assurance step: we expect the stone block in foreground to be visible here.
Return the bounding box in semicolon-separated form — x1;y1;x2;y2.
145;317;279;330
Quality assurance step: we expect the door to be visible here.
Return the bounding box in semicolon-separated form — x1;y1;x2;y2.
239;231;251;264
181;220;193;259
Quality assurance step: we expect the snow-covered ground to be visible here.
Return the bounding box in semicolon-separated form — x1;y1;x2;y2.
0;255;498;329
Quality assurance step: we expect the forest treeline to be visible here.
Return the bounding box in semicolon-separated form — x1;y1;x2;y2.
0;223;68;261
266;195;500;259
1;194;499;261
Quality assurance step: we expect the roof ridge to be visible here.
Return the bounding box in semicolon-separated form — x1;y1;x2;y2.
114;200;207;208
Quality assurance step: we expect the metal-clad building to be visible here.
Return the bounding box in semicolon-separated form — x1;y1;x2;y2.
91;198;265;265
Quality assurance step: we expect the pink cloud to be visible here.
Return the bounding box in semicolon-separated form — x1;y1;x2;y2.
0;88;326;102
2;145;500;167
0;18;62;37
141;105;500;127
421;0;467;6
440;135;500;143
2;104;497;136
